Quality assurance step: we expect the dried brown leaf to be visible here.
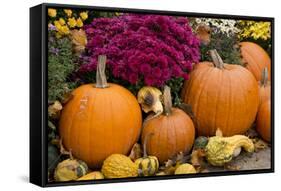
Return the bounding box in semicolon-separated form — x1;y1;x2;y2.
253;138;268;151
48;101;63;119
191;149;206;168
128;143;143;161
225;164;241;171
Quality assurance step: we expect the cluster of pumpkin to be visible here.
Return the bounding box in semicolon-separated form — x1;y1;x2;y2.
52;41;271;182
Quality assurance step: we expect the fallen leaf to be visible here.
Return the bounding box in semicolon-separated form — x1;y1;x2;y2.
253;138;268;151
70;29;87;55
128;143;143;161
245;128;259;138
196;24;211;45
225;164;241;171
191;149;206;168
48;101;63;119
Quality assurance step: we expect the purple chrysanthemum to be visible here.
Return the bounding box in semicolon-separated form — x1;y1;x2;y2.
80;14;200;87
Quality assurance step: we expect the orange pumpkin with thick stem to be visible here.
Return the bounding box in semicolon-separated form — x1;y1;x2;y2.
181;49;259;136
141;86;195;164
59;55;142;168
256;100;271;142
259;67;271;105
240;42;271;81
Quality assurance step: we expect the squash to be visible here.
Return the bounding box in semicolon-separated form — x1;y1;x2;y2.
193;136;209;150
77;171;104;180
256;100;271;142
48;143;60;172
135;133;159;176
205;134;254;166
101;154;138;178
240;42;271;81
181;49;259;136
54;159;88;182
141;86;195;164
174;163;196;175
259;68;271;105
59;55;142;168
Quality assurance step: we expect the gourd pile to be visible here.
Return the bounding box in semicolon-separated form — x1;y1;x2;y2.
47;9;272;182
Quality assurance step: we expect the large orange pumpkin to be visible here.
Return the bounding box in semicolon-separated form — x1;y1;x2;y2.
59;55;142;168
181;50;259;136
259;67;271;105
240;42;271;81
141;86;195;164
256;100;271;142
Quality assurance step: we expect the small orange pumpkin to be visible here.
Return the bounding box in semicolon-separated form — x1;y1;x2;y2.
259;67;271;105
240;42;271;81
59;55;142;168
141;86;195;164
256;100;271;142
181;50;259;136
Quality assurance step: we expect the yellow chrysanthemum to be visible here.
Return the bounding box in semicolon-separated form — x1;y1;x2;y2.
54;21;62;30
59;18;66;25
80;12;88;20
64;9;72;17
76;18;83;27
59;25;70;35
239;21;271;40
48;8;57;17
68;17;77;28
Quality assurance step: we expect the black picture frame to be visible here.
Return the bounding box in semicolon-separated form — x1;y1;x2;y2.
30;3;275;187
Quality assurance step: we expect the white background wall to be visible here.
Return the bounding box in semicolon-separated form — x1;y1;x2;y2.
0;0;279;190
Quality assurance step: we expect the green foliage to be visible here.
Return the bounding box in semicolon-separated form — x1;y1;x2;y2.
48;31;77;103
200;32;242;65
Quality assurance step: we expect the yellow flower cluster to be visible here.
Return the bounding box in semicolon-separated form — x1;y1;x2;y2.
239;21;271;40
48;8;89;38
48;8;57;17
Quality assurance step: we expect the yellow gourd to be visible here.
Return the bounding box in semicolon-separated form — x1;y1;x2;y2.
54;159;88;182
205;134;254;166
174;163;196;175
77;171;104;180
135;133;159;176
101;154;138;178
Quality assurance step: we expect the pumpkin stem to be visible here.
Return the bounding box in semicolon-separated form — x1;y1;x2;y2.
95;55;109;88
210;49;224;69
163;85;172;115
143;133;154;158
261;67;268;86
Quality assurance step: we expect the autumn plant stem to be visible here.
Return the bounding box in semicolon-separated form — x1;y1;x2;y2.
261;67;268;86
143;133;154;158
210;49;224;69
95;55;109;88
163;85;173;115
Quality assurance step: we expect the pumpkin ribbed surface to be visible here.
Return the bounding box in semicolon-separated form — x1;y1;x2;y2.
256;100;271;142
142;108;195;164
182;61;259;136
240;42;271;81
59;83;142;168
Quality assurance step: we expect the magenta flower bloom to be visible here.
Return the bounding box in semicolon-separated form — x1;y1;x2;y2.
80;14;200;87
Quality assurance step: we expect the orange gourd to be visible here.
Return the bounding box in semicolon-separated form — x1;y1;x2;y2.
141;86;195;164
181;50;259;136
259;68;271;105
240;42;271;81
256;100;271;142
59;55;142;168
